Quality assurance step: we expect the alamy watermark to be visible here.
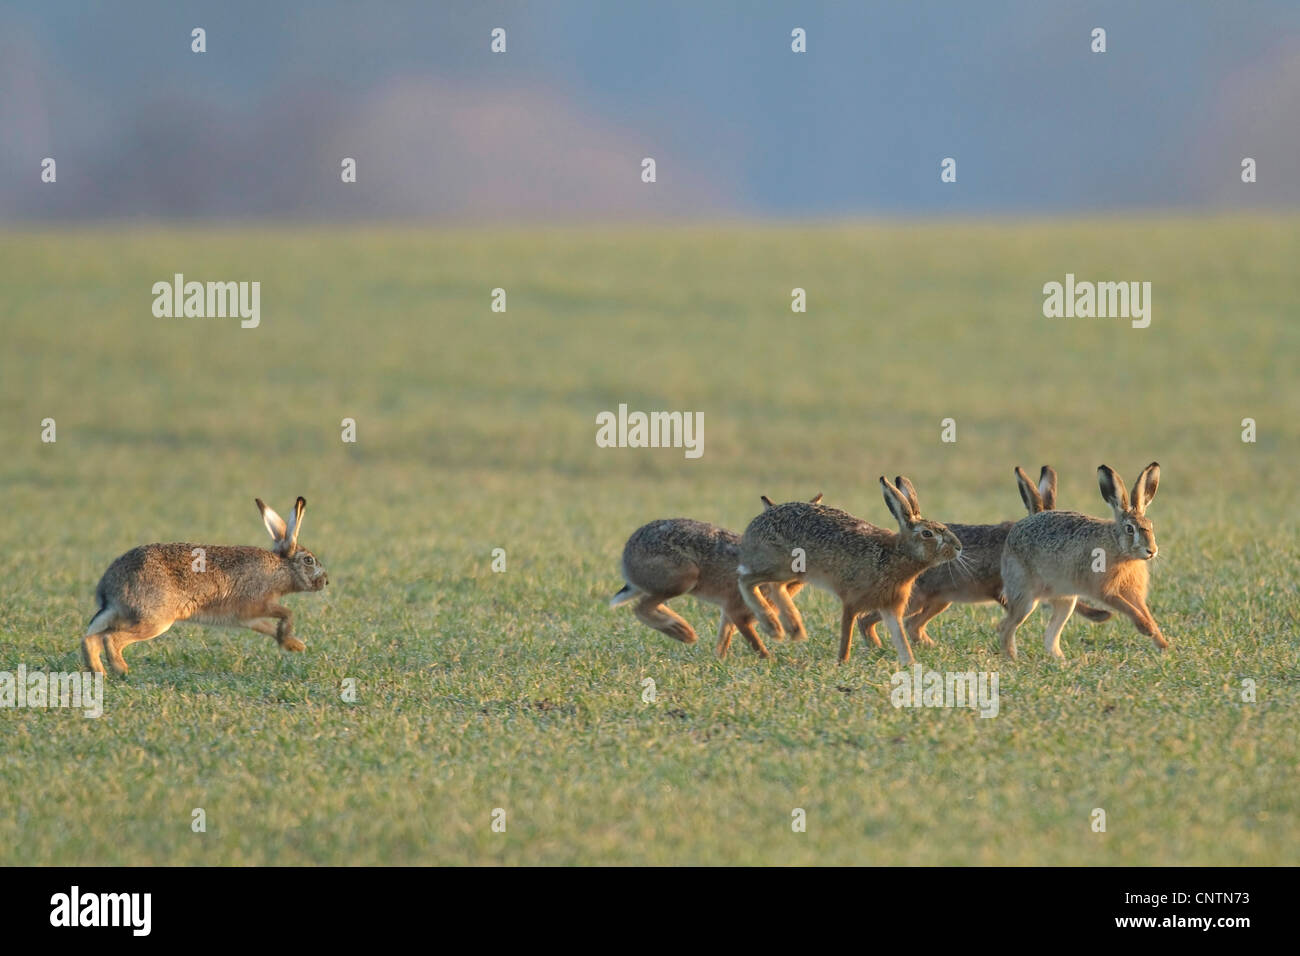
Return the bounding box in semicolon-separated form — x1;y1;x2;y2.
595;403;703;459
50;886;150;935
1042;273;1151;329
890;664;999;718
1;665;103;718
152;273;260;328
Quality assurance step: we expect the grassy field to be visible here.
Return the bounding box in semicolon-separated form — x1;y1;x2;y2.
0;218;1296;865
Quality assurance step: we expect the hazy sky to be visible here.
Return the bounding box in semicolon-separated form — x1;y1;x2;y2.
2;0;1298;221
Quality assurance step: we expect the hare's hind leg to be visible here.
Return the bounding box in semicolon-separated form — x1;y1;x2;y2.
856;610;884;648
103;620;172;676
81;632;107;674
997;596;1036;660
633;596;699;645
738;571;785;639
82;605;117;674
906;598;951;648
997;554;1036;660
715;609;737;658
771;583;808;642
1041;596;1077;660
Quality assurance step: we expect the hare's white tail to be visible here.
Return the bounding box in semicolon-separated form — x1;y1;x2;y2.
609;584;640;608
84;603;115;636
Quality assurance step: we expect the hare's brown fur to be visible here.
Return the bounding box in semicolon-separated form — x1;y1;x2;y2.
82;497;328;675
856;466;1111;648
610;495;820;658
737;477;961;664
997;463;1164;660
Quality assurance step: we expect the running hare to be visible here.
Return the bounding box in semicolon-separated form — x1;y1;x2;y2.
856;466;1110;647
998;463;1165;660
82;497;328;675
738;477;962;665
610;495;821;659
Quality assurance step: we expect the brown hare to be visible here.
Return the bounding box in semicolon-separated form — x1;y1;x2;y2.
737;477;961;665
998;463;1166;660
855;465;1111;648
609;495;821;659
82;497;328;675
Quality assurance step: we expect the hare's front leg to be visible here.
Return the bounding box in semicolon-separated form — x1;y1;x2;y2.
243;614;304;652
838;604;858;663
1109;594;1169;651
267;604;305;652
877;606;915;666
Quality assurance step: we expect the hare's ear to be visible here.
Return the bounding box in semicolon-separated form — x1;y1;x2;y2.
1038;465;1058;510
1097;465;1129;519
893;476;921;516
808;493;823;505
285;496;306;554
256;498;288;546
760;495;776;510
881;476;915;529
1015;466;1043;514
1131;462;1159;515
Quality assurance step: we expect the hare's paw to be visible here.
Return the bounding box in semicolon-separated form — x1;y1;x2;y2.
281;637;306;652
81;634;107;674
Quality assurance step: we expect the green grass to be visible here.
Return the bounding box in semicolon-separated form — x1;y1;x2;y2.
0;218;1297;865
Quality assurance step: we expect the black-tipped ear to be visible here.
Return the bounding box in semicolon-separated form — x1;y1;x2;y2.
1131;462;1159;514
893;476;921;516
286;497;307;554
809;492;823;505
1038;465;1058;510
1098;465;1128;517
257;498;289;548
1015;466;1043;514
761;495;775;510
881;476;914;527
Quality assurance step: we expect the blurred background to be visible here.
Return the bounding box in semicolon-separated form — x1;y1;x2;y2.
3;0;1300;223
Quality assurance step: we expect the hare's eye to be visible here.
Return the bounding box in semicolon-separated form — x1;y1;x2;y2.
304;555;315;565
921;529;933;538
1124;524;1134;534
